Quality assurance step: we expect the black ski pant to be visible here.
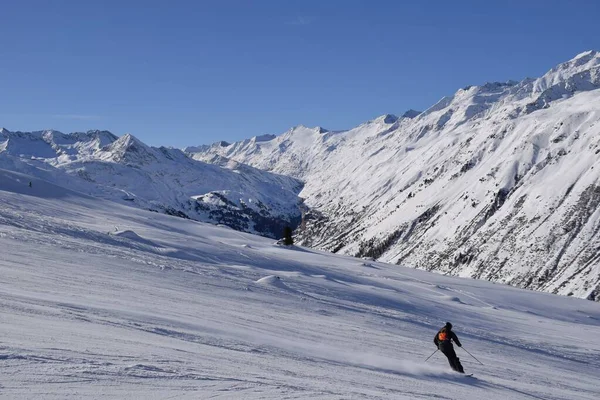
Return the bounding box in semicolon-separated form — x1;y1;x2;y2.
439;341;464;373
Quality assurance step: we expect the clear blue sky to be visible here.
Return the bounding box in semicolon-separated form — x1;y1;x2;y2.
1;0;599;147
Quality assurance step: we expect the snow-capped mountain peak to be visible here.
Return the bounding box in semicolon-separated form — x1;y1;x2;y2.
372;114;399;124
104;132;147;154
99;133;156;164
252;134;276;143
287;125;329;136
532;50;600;93
401;109;422;119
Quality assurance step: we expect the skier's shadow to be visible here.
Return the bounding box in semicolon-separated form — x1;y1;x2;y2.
356;364;488;388
374;366;549;400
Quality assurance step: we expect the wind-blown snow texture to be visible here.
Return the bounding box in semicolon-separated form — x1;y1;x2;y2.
0;129;303;238
1;168;599;399
190;51;600;301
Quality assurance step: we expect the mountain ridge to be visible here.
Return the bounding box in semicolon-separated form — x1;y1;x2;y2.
0;128;304;238
190;51;600;301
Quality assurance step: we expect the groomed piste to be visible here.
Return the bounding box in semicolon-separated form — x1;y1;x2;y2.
0;168;599;399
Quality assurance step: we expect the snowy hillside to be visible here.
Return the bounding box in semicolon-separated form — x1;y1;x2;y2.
1;168;599;399
0;129;303;238
189;51;600;301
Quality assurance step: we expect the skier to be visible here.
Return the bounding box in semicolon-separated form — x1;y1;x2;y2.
433;322;464;373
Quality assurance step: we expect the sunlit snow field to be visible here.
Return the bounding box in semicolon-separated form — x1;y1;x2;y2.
1;169;599;399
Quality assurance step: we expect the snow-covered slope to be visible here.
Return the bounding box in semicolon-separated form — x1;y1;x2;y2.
1;168;599;399
189;51;600;301
0;129;303;238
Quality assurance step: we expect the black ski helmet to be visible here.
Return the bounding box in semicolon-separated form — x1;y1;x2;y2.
445;322;453;329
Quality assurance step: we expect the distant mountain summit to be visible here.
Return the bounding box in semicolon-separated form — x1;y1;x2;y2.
0;129;303;238
190;51;600;301
402;109;422;119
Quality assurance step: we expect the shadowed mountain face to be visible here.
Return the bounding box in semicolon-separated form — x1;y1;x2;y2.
189;51;600;301
0;129;304;239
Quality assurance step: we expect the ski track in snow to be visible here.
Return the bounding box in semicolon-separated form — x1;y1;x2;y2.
0;169;599;399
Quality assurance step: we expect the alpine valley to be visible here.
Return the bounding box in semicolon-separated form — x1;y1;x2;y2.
3;51;600;302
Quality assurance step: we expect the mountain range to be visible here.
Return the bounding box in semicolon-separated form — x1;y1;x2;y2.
0;128;303;238
189;51;600;301
2;51;600;301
